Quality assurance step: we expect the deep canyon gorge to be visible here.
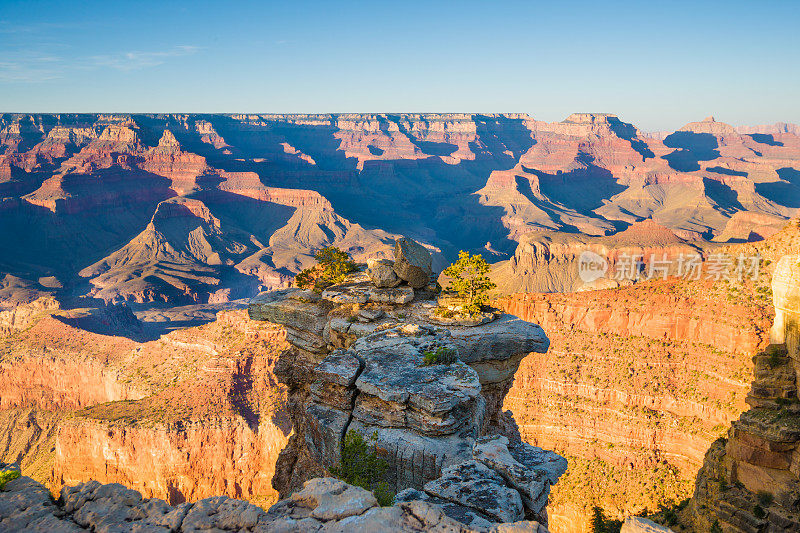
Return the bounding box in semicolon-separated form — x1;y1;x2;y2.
1;112;800;532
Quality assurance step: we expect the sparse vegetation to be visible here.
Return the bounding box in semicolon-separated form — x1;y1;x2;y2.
295;246;358;293
590;506;623;533
767;344;788;368
0;469;20;490
710;520;723;533
441;250;496;315
757;490;774;507
549;453;694;533
331;431;394;506
422;346;457;366
657;498;689;526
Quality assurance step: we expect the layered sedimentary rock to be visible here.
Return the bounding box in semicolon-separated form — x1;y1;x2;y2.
248;240;565;528
0;305;291;507
2;112;799;309
497;271;774;532
682;255;800;532
491;219;706;294
478;114;799;243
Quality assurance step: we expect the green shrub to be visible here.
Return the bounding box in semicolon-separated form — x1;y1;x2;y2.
0;469;20;490
757;490;773;506
442;251;496;316
661;506;678;526
422;346;457;366
768;348;786;369
753;504;766;519
432;307;455;318
331;431;394;506
295;246;358;292
590;506;622;533
710;520;723;533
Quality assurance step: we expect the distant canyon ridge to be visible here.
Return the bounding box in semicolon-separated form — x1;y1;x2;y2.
1;112;798;310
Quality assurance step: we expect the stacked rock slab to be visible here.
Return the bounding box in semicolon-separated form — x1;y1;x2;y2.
393;237;434;288
683;255;800;532
248;237;563;529
0;474;549;532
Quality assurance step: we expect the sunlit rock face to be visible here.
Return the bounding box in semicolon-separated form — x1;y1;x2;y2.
771;255;800;359
682;254;800;532
0;474;552;532
0;307;291;508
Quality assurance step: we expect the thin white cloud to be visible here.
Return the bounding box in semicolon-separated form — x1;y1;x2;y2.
88;45;200;71
0;53;65;82
0;21;75;35
0;45;201;82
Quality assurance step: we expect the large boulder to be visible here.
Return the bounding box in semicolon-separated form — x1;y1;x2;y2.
393;238;433;288
366;259;401;288
472;435;567;514
423;460;525;523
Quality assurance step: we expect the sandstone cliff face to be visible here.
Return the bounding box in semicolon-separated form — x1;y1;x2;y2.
0;306;291;507
681;255;800;532
53;416;286;507
498;275;773;533
491;219;706;294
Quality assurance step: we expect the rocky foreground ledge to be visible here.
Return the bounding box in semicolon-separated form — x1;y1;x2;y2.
247;239;565;531
0;473;548;532
0;240;564;533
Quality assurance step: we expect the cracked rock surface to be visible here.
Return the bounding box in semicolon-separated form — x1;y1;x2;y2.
0;475;550;533
248;237;562;531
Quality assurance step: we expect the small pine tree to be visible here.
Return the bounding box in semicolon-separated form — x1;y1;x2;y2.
442;250;496;315
331;431;394;506
590;506;623;533
295;246;357;292
0;469;20;489
591;506;607;532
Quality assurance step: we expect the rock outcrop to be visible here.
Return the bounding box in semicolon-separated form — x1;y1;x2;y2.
681;254;800;532
0;473;549;532
248;238;564;529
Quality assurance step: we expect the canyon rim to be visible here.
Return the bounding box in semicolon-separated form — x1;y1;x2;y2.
1;1;800;531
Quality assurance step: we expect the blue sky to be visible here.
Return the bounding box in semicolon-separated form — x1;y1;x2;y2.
0;0;798;131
